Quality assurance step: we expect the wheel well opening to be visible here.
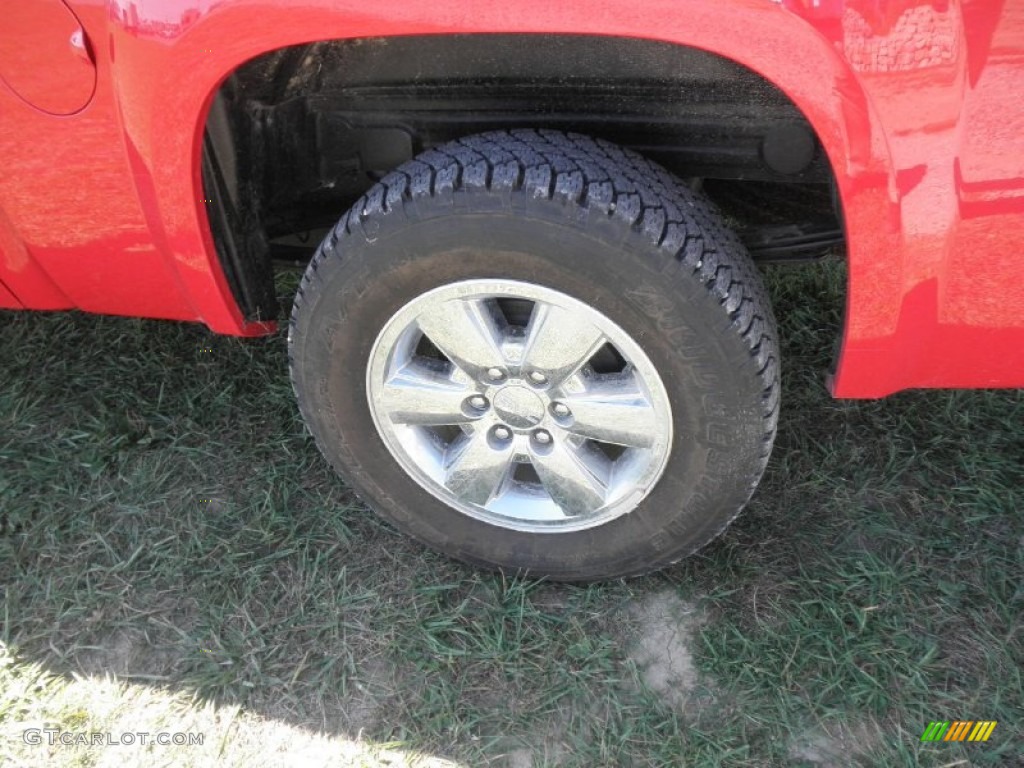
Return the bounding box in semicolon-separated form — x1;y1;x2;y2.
202;33;846;323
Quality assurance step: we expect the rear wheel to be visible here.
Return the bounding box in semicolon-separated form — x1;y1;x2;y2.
289;130;779;581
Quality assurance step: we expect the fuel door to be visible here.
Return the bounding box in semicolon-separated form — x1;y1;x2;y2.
0;0;96;115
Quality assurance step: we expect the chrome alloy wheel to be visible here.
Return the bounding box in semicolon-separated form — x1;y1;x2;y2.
366;279;673;533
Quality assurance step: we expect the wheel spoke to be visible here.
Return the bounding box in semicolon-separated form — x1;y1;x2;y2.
379;362;475;426
562;378;658;447
531;442;608;517
521;303;605;383
444;430;514;507
416;298;506;376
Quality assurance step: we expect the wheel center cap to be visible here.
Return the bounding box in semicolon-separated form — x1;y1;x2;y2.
493;386;545;429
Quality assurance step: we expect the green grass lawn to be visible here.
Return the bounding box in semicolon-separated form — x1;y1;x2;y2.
1;261;1020;767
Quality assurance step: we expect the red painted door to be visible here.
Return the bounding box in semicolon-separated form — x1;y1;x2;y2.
0;0;96;115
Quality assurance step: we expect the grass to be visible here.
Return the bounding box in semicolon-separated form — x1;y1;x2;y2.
0;260;1021;767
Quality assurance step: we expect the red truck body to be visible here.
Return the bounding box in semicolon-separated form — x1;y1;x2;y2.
1;0;1022;397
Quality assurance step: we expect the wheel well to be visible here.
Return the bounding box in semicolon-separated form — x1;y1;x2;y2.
202;34;844;320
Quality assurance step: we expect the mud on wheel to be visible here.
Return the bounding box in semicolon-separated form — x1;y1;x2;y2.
289;129;779;581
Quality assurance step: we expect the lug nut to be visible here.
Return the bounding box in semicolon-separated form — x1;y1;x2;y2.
494;426;512;441
552;403;571;418
468;395;489;411
528;371;547;385
486;368;505;381
533;429;552;445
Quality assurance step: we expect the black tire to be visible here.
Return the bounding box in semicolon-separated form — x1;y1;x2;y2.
289;130;779;581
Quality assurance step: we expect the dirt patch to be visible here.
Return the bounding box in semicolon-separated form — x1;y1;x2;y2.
788;720;882;767
341;656;399;734
504;747;534;768
498;710;570;768
501;738;568;768
75;626;179;679
625;589;712;715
